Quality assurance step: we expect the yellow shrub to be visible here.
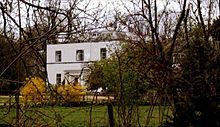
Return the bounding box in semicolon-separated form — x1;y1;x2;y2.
56;83;86;102
21;77;86;104
20;77;46;103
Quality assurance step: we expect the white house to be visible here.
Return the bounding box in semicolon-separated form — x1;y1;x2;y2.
46;41;118;85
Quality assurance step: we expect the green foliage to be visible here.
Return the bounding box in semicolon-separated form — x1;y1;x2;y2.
87;42;153;126
87;42;149;102
162;30;220;127
87;61;105;90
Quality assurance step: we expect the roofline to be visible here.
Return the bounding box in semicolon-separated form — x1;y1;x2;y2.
46;40;119;46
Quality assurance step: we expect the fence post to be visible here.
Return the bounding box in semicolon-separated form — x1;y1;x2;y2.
108;103;114;127
95;95;98;103
15;90;20;127
108;94;110;103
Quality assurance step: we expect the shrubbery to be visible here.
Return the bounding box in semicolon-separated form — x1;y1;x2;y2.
20;77;46;103
56;83;86;102
20;76;86;105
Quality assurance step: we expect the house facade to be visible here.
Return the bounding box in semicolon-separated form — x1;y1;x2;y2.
46;41;118;85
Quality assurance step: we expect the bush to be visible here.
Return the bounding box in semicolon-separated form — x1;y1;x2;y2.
56;83;86;102
20;77;46;103
20;77;86;105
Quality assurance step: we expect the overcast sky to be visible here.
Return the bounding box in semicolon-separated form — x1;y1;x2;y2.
0;0;219;37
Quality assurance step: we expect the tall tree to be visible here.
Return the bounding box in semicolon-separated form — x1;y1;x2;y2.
0;0;105;126
105;0;220;126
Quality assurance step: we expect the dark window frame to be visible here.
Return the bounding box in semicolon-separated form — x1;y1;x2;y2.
76;50;84;61
56;73;62;84
55;50;62;62
100;48;107;59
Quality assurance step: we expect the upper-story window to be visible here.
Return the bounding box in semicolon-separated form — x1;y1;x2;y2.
55;50;62;62
100;48;107;59
76;50;84;61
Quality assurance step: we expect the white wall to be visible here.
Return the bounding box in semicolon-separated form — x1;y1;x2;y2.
46;41;118;84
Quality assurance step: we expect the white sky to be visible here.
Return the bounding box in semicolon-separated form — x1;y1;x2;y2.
0;0;219;36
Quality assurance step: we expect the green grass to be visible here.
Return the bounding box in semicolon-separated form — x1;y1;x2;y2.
0;105;171;127
0;106;108;127
0;96;172;126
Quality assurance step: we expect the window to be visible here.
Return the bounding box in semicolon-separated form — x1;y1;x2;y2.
76;50;84;61
55;51;62;62
100;48;106;59
56;74;61;84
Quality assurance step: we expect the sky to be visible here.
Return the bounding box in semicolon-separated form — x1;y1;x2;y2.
0;0;219;37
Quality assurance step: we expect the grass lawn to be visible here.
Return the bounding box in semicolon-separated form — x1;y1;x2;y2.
0;105;171;127
0;96;172;126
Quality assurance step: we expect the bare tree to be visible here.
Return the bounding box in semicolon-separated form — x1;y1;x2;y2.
105;0;220;126
0;0;105;126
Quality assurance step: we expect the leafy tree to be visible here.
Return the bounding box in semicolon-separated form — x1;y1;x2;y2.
161;25;220;127
87;61;105;91
87;42;150;126
111;1;220;126
88;42;148;97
